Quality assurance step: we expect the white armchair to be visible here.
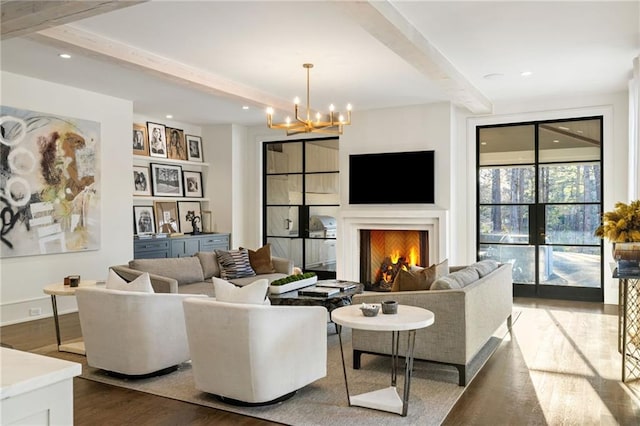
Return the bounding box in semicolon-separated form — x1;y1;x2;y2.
182;298;327;405
75;287;207;377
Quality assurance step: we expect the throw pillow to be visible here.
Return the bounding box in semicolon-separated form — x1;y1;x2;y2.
392;268;435;292
430;275;461;290
216;248;256;280
240;243;276;274
213;277;269;304
105;269;154;293
194;251;220;279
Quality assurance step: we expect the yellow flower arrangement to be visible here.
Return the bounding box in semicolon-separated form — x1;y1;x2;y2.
595;200;640;242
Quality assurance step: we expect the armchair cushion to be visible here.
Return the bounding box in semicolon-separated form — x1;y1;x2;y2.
213;277;268;304
216;248;256;280
106;269;154;293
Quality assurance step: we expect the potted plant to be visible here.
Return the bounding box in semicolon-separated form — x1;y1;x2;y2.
595;200;640;274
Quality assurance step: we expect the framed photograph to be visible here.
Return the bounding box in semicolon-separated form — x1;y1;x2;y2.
177;201;202;234
133;165;151;196
147;122;167;158
183;170;203;198
133;206;155;235
154;201;180;234
133;123;148;156
166;127;187;161
186;134;203;162
150;163;183;197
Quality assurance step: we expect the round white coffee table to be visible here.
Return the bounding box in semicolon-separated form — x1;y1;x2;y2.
43;280;103;355
331;304;434;417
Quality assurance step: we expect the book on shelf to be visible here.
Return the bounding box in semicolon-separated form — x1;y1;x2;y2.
297;286;340;297
315;280;358;291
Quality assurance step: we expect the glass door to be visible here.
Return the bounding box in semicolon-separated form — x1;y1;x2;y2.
477;117;603;301
263;138;339;279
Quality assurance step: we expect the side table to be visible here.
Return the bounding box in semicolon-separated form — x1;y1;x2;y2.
331;304;434;416
42;280;102;355
612;267;640;382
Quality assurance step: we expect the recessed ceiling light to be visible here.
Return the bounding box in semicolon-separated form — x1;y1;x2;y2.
166;114;173;119
558;126;570;131
242;106;249;110
480;141;487;145
553;139;560;143
520;71;533;77
483;73;504;80
58;53;71;59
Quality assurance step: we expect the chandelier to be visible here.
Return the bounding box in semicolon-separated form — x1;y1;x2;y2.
266;63;352;136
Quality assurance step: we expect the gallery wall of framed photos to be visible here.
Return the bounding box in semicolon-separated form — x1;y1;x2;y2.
131;120;211;236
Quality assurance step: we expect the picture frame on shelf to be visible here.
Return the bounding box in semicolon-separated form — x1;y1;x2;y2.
186;134;203;162
147;122;167;158
133;123;148;156
133;165;152;196
166;127;187;161
133;205;155;235
201;210;212;233
177;200;202;234
183;170;203;198
154;201;180;234
150;163;183;197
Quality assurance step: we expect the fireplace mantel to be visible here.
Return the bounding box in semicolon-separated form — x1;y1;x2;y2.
336;207;448;282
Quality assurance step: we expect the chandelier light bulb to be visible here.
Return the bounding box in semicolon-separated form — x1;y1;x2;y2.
339;114;344;123
316;112;321;122
266;107;274;115
285;116;291;125
294;97;300;105
347;104;352;111
329;104;335;112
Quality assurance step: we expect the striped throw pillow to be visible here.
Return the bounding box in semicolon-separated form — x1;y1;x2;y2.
216;249;256;280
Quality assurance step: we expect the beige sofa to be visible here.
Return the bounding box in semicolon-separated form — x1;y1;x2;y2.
111;253;294;297
351;262;513;386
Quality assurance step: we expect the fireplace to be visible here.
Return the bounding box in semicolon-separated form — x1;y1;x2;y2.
337;208;448;283
360;229;429;289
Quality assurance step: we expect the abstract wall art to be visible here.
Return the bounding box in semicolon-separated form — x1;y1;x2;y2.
0;106;101;258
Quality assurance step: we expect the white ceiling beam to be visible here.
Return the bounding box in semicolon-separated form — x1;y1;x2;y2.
333;1;493;114
29;24;292;113
1;1;146;40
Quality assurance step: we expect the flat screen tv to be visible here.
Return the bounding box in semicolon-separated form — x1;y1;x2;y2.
349;150;435;204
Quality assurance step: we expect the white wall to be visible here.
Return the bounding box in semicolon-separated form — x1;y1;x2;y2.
0;71;133;325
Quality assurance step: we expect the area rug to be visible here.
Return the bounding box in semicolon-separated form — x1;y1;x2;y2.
39;315;516;426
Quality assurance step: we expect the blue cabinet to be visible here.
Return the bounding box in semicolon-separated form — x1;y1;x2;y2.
134;233;229;259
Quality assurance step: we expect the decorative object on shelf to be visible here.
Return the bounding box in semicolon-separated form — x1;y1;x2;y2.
0;106;101;258
183;170;203;198
166;127;187;161
595;200;640;274
133;123;148;156
186;134;203;162
153;201;180;234
201;210;212;233
133;205;156;235
266;63;352;136
147;122;167;158
133;165;151;196
177;200;202;234
150;163;183;196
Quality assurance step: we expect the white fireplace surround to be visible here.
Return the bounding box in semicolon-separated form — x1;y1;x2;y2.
337;207;449;282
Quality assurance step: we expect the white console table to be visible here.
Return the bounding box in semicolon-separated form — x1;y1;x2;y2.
1;347;81;425
331;304;434;416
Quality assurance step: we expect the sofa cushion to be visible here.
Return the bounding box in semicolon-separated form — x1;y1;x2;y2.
216;248;256;280
106;269;154;293
213;277;269;304
129;257;204;285
430;266;480;290
470;259;500;277
194;251;220;279
240;243;276;274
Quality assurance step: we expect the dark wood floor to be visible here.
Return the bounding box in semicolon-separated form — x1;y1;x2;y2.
2;298;639;425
